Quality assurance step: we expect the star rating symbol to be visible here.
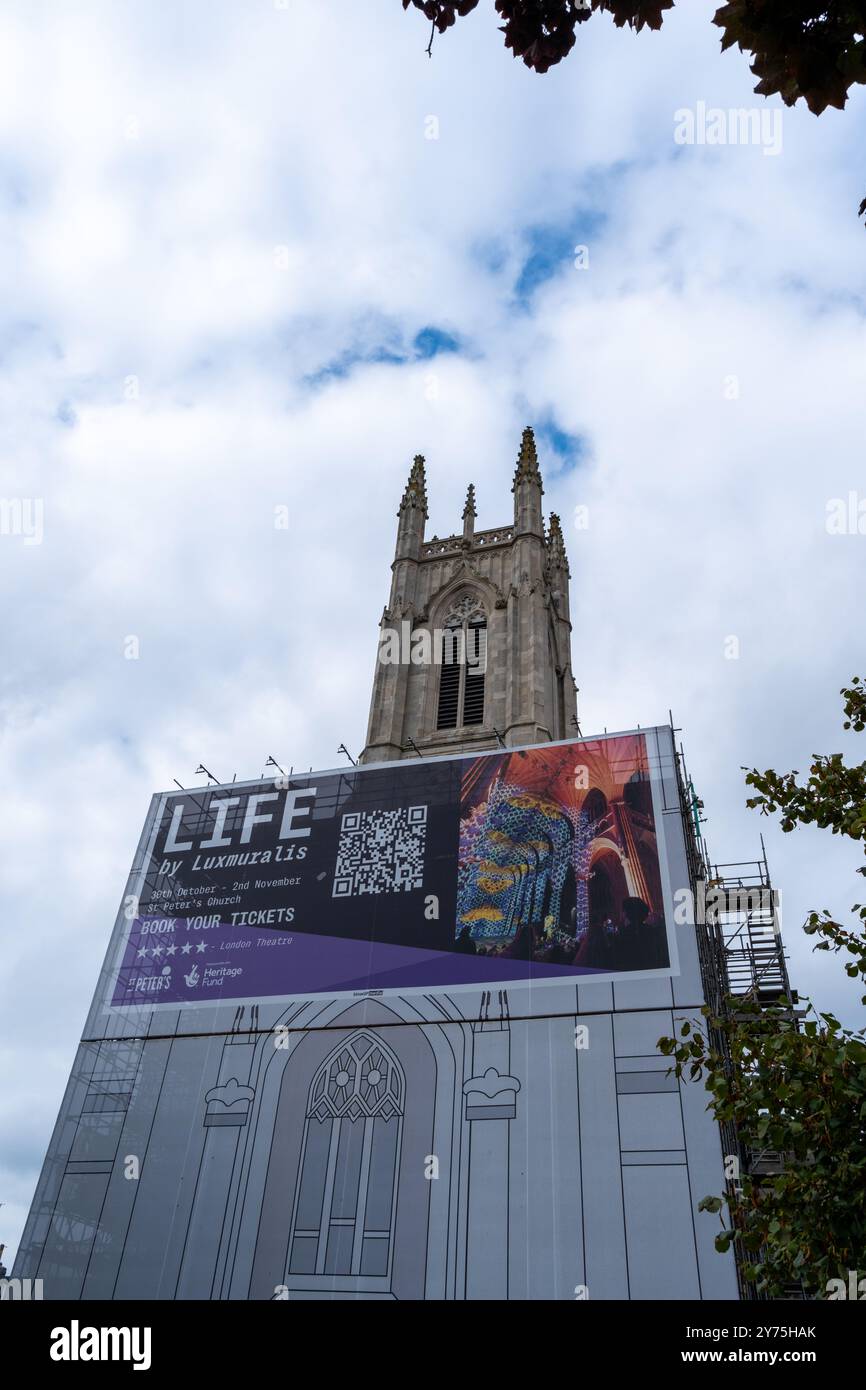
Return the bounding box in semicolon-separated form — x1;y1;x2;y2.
136;946;148;959
195;941;207;954
152;945;163;958
181;943;193;955
166;943;177;955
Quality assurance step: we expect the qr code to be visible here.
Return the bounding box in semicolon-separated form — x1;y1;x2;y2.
332;806;427;898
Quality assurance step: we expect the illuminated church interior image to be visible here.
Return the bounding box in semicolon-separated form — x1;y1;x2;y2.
455;740;668;973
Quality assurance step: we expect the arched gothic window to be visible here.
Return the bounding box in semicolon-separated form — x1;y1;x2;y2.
287;1032;404;1283
436;594;487;731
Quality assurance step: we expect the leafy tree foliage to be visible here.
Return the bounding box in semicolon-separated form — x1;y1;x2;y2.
403;3;866;215
403;1;866;101
659;679;866;1298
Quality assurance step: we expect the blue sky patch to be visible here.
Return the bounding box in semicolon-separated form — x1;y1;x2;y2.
513;211;607;306
532;415;588;473
305;323;462;387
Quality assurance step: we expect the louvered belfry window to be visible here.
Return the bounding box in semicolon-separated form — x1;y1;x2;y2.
436;595;487;731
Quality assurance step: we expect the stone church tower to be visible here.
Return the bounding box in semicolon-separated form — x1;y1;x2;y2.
360;427;579;765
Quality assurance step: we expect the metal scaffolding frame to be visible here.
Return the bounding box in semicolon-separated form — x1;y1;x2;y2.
673;735;799;1300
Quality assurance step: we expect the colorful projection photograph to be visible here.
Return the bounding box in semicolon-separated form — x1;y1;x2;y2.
454;735;670;975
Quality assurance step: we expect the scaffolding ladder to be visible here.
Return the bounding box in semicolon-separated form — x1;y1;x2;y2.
674;745;801;1298
706;842;794;1011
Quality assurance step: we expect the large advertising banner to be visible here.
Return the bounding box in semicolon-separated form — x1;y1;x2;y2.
108;730;679;1011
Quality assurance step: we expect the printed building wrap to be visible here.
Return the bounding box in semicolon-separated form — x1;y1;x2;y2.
14;434;739;1300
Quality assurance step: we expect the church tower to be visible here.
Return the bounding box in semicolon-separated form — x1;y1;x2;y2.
360;427;579;765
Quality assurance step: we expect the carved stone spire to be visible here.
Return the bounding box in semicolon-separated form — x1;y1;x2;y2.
512;426;543;492
546;512;569;574
399;454;428;518
395;453;427;563
512;426;544;537
462;482;476;543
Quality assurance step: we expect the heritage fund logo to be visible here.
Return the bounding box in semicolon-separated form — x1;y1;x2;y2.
49;1320;152;1371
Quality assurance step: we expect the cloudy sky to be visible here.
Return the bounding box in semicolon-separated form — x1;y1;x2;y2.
1;0;864;1262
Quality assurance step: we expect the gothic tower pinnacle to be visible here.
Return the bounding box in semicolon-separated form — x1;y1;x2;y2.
512;426;544;537
395;453;428;561
545;511;569;575
462;483;476;543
